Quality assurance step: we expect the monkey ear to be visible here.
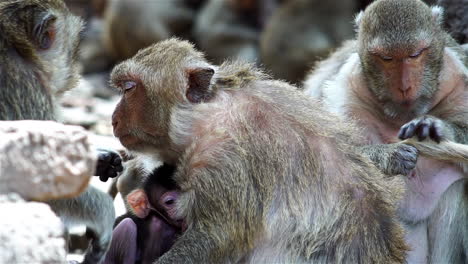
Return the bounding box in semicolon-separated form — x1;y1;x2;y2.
354;11;364;33
186;68;215;103
127;189;151;218
430;6;444;25
32;12;57;50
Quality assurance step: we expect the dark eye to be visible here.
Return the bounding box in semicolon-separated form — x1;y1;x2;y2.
122;81;137;92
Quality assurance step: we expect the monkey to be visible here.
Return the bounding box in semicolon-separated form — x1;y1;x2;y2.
193;0;280;65
103;0;201;62
103;163;182;264
260;0;356;84
108;38;415;263
0;1;118;263
302;0;468;262
437;0;468;44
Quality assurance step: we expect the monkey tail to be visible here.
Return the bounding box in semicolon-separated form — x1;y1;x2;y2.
402;139;468;163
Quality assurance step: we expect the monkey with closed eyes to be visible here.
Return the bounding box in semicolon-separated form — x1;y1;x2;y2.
304;0;468;262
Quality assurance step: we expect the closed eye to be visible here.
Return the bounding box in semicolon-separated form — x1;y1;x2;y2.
409;48;426;58
380;55;393;61
123;81;137;91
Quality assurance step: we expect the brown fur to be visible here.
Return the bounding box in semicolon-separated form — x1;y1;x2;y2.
111;38;408;263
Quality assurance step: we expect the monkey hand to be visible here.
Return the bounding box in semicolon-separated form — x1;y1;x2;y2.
387;143;419;176
398;116;454;143
95;148;124;182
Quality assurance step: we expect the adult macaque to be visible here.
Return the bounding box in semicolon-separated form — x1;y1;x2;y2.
194;0;280;64
0;1;117;262
303;0;468;262
103;0;201;62
110;38;414;263
104;164;181;264
260;0;356;84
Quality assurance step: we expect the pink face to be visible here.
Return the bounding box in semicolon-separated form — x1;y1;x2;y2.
370;45;430;106
111;79;159;149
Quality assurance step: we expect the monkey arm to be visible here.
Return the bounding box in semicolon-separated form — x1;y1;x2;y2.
156;150;255;263
357;143;419;176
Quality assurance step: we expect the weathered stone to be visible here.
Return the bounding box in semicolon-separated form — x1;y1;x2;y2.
0;194;66;264
0;121;96;200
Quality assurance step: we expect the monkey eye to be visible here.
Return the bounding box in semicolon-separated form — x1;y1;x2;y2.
379;55;393;61
122;81;137;92
409;49;424;58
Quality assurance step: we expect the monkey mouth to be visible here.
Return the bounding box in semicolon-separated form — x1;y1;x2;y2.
116;134;141;148
399;100;414;108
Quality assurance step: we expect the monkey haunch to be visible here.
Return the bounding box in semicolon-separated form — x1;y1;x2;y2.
111;38;408;263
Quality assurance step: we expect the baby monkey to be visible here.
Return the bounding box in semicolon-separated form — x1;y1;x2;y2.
104;163;182;264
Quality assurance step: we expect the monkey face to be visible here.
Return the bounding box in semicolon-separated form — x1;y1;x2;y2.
111;40;216;161
111;77;168;152
357;0;444;120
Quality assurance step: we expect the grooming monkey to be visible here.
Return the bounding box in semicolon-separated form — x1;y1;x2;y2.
303;0;468;262
110;38;411;263
0;1;118;263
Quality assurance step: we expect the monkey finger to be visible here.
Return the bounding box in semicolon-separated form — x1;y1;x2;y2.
112;155;123;167
416;123;430;141
429;122;443;143
99;175;109;182
399;122;416;140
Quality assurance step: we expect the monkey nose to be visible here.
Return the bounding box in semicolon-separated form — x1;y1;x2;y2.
400;85;411;92
399;86;411;98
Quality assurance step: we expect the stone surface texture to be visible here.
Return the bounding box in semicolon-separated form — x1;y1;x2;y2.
0;194;67;264
0;121;96;200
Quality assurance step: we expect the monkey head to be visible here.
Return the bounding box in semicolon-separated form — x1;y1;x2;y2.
126;164;184;230
111;39;216;163
0;0;84;97
356;0;446;120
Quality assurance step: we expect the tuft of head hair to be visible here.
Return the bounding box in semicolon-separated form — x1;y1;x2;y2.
357;0;444;50
132;38;207;68
215;61;268;90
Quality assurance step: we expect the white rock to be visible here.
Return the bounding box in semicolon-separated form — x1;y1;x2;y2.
0;194;67;264
0;121;96;200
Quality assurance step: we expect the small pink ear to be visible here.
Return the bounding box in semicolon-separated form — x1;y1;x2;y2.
186;67;215;103
127;189;150;218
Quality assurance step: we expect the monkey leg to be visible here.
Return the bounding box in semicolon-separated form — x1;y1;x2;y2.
103;218;138;264
48;186;115;264
428;179;468;263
